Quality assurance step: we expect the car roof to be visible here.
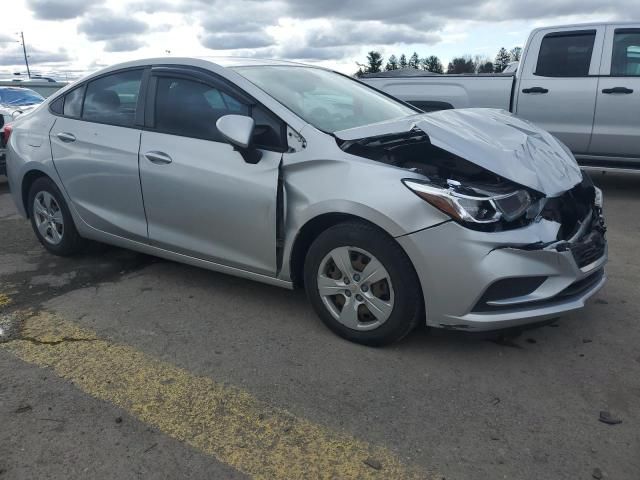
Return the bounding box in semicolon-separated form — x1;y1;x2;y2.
76;56;321;85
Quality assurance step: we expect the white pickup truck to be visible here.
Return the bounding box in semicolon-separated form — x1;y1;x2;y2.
362;22;640;170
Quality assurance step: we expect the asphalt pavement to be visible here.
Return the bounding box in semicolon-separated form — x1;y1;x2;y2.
1;172;638;479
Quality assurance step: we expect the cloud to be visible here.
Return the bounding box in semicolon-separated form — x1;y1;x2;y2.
276;45;357;61
305;21;440;47
282;0;626;24
78;9;149;41
201;32;275;50
0;46;71;66
14;0;633;71
103;37;146;52
26;0;102;20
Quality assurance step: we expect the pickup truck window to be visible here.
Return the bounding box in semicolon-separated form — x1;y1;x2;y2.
535;31;596;77
612;29;640;76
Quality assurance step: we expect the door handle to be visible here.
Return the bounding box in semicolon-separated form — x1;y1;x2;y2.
56;132;76;143
602;87;633;94
144;151;173;164
522;87;549;94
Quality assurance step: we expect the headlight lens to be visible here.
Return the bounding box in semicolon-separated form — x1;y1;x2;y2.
403;179;532;225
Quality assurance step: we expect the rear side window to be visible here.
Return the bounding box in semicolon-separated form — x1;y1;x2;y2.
612;30;640;76
154;76;249;142
535;31;596;77
50;96;64;114
63;86;84;117
82;69;143;127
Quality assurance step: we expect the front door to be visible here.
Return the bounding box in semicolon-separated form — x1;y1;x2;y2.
589;26;640;159
515;28;603;153
49;69;147;241
138;71;283;276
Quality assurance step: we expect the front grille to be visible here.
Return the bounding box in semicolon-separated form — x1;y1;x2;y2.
541;175;596;240
570;229;606;268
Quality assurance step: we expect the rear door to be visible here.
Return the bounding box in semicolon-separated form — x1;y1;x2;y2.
49;68;148;241
515;27;605;153
138;68;286;276
589;26;640;159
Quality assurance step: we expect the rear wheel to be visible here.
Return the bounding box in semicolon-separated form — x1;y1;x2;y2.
28;177;85;256
304;222;423;346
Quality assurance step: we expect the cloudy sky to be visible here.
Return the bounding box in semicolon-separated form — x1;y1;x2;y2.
0;0;628;80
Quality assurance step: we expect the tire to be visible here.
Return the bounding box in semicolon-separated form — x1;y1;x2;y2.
28;177;85;256
304;221;423;346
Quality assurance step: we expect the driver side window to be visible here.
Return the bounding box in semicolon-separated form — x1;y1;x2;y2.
154;77;249;142
153;75;287;151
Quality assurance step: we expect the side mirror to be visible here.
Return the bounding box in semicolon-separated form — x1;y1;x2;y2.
216;114;262;164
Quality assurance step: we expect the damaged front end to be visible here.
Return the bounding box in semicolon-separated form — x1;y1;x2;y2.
339;128;543;232
336;109;607;330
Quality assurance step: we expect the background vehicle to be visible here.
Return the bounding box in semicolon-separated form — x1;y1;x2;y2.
5;58;606;345
0;77;67;98
362;22;640;171
1;87;45;175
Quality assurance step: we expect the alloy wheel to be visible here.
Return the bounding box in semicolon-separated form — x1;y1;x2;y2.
33;191;64;245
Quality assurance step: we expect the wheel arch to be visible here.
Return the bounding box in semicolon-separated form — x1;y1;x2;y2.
288;212;423;298
21;168;52;218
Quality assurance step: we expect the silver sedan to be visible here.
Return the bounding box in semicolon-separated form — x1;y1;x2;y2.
5;58;607;345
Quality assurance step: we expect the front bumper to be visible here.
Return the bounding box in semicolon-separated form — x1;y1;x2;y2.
397;212;607;331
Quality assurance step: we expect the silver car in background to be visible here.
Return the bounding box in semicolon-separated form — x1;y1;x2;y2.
5;58;607;345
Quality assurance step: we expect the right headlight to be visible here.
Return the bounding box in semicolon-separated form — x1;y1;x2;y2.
403;179;532;226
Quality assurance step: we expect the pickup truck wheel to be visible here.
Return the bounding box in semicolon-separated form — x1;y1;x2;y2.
304;222;423;346
28;177;85;256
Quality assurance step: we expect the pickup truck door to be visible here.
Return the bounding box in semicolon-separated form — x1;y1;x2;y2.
588;26;640;159
515;27;605;153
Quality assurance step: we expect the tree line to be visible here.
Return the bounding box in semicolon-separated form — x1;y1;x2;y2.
355;47;522;76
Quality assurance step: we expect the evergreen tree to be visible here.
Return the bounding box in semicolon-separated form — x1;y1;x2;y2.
408;52;420;69
385;54;399;71
399;54;408;68
365;51;383;73
494;47;511;72
510;46;522;62
421;55;444;73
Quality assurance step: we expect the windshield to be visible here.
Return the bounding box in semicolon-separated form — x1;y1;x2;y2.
0;87;45;106
233;66;416;133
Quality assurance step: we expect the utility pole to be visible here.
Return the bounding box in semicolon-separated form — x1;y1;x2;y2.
20;31;31;78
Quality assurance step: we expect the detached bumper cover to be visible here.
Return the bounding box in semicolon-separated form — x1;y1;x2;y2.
398;212;607;331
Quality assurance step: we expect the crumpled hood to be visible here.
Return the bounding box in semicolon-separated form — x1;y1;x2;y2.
335;108;583;196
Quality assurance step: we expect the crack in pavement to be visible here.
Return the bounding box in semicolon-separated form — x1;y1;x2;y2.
16;336;99;346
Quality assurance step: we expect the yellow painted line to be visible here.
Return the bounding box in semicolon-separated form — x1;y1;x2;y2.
0;293;11;308
2;312;431;479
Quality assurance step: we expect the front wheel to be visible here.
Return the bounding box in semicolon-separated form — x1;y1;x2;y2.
28;177;85;256
304;222;423;346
